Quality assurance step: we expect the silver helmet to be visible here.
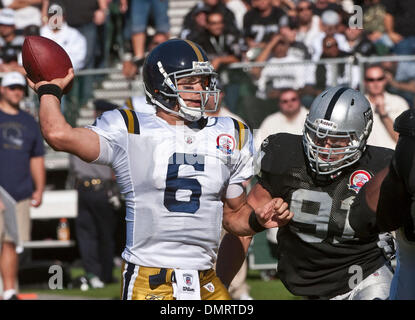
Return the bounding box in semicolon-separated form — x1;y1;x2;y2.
303;86;373;176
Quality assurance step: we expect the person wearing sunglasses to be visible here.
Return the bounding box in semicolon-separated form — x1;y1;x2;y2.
295;0;320;53
364;64;409;150
255;88;308;150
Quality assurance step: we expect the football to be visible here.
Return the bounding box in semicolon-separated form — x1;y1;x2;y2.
22;35;73;93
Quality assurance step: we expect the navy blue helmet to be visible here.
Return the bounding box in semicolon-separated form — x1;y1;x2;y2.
142;39;220;121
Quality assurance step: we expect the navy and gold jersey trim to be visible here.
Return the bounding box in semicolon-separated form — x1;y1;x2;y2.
231;118;249;150
119;109;140;134
125;97;134;111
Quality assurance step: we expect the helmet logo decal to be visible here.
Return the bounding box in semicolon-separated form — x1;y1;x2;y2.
314;119;338;132
348;170;371;193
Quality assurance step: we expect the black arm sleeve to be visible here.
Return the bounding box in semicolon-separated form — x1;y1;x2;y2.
349;180;382;238
376;160;408;231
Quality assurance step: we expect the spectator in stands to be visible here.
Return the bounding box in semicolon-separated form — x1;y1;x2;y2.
254;88;308;149
187;10;242;71
384;0;415;86
0;191;18;300
122;0;170;63
364;64;410;150
3;0;42;30
42;0;109;107
362;0;392;54
70;100;120;289
254;33;313;100
40;3;87;70
223;0;249;31
0;8;25;74
312;0;342;16
40;2;87;127
182;0;238;40
384;66;415;107
122;31;169;80
344;23;377;90
0;72;46;299
344;24;376;57
180;5;209;40
314;35;353;90
310;9;350;61
295;0;321;54
242;0;287;59
121;0;170;77
279;15;311;60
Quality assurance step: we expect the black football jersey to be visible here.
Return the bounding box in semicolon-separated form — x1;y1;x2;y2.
376;109;415;242
257;133;394;298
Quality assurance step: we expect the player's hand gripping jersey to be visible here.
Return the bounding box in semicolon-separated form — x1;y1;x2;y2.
89;110;253;270
257;133;393;298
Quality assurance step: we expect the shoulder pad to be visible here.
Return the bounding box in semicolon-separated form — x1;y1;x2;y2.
394;109;415;136
260;133;303;174
118;109;140;134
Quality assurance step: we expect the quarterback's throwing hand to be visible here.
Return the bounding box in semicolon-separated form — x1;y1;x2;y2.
27;68;75;92
255;198;293;229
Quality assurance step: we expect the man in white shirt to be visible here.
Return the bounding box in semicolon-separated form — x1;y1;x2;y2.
40;3;86;71
310;10;350;61
295;0;321;56
255;88;308;150
40;3;87;127
364;64;409;149
255;36;312;100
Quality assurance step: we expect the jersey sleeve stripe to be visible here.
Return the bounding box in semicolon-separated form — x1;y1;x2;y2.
125;98;134;110
118;109;140;134
231;118;248;150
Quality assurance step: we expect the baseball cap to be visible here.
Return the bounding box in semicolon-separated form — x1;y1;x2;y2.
0;8;15;26
1;72;26;87
321;10;340;26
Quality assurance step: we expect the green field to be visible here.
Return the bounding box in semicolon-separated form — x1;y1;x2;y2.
21;267;300;300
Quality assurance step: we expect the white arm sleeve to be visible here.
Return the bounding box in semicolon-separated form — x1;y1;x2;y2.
225;183;244;199
86;110;128;166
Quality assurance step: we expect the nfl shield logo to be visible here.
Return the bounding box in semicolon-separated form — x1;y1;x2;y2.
184;274;193;286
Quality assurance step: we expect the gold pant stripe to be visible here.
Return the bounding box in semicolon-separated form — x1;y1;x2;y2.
121;263;231;300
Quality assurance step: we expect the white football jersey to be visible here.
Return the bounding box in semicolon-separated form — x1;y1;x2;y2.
88;109;253;270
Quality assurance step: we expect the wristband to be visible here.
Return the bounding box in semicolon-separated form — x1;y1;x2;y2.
249;211;266;233
133;56;145;68
38;84;63;102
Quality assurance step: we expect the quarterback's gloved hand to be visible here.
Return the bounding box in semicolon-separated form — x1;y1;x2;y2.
377;232;396;261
